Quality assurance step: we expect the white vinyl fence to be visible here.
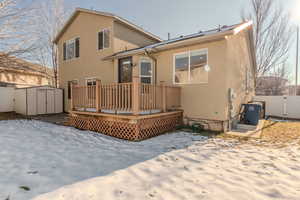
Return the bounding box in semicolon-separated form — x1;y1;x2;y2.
0;87;15;112
254;96;300;119
0;86;63;116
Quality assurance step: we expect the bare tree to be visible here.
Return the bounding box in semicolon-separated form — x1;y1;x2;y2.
242;0;293;79
33;0;70;87
0;0;37;62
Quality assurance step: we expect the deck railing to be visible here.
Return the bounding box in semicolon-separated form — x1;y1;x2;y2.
70;77;181;115
101;83;133;111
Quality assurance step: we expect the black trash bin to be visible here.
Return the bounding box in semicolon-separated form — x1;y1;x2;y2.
242;104;262;126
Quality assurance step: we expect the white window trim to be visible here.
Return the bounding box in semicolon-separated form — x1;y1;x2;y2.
85;77;97;85
64;37;80;62
139;57;153;84
173;48;209;85
98;28;110;50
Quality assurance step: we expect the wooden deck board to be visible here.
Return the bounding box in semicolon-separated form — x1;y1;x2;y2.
69;110;183;120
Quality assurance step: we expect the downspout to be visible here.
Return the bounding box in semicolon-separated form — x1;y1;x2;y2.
144;49;158;85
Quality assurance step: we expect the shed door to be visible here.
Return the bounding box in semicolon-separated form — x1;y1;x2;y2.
37;89;47;115
47;89;55;114
55;89;63;113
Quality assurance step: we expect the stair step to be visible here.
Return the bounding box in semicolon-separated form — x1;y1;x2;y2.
236;124;256;131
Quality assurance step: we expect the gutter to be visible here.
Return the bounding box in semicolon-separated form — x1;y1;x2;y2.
103;21;253;61
104;31;233;61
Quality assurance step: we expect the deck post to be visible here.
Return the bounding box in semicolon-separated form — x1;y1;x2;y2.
70;82;74;111
132;76;140;115
161;81;167;112
96;79;101;112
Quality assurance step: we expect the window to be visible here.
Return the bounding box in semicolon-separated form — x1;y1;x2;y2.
140;59;152;84
67;80;78;99
86;78;96;86
86;78;97;99
174;53;189;84
63;38;80;61
174;49;209;84
98;29;110;50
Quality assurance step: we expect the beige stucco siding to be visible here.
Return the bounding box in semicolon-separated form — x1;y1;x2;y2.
113;37;139;53
145;40;229;121
58;12;115;110
58;12;162;111
114;21;158;49
225;31;255;119
126;32;254;123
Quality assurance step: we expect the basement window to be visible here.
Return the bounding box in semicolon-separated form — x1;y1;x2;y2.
174;49;209;84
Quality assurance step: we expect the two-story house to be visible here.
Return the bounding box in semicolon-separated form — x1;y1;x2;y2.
54;8;256;141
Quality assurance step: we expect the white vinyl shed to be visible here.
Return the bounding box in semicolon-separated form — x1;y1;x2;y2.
14;86;63;116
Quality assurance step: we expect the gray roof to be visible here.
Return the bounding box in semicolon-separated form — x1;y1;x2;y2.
106;21;252;59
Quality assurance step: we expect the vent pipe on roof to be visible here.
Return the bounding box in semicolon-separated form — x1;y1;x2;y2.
168;33;171;40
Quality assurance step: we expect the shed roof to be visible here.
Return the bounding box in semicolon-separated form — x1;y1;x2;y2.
53;8;162;44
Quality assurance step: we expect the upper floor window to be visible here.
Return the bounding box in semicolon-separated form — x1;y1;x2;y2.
140;58;152;84
98;29;110;50
174;49;209;84
63;38;80;61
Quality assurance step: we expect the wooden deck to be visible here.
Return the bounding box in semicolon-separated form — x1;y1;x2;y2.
69;110;183;141
69;78;183;140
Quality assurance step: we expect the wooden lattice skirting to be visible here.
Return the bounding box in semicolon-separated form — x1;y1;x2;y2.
69;111;183;141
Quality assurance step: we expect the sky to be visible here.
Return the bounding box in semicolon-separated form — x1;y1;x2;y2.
51;0;300;83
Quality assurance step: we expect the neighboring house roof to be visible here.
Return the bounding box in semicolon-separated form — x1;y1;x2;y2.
105;21;253;60
257;76;288;83
53;8;162;44
256;76;289;96
0;55;54;78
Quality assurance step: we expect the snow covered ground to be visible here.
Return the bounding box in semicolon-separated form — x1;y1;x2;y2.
0;120;204;200
1;120;300;200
